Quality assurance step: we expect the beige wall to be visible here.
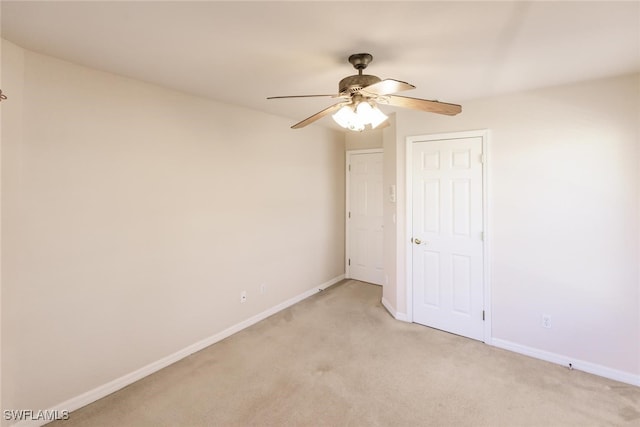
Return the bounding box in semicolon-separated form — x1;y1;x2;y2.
1;40;345;416
381;115;399;311
385;73;640;378
345;128;383;151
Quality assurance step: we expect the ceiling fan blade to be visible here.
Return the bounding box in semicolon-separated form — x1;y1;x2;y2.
361;79;415;96
291;102;346;129
267;94;337;100
382;95;462;116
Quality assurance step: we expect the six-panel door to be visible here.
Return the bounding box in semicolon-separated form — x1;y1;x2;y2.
349;152;384;285
412;137;484;341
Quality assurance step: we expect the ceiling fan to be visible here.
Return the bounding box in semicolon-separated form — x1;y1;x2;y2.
267;53;462;131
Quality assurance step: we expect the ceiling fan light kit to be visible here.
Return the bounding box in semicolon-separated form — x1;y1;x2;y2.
267;53;461;131
332;100;388;131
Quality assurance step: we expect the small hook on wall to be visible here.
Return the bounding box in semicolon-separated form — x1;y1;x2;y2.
0;89;7;101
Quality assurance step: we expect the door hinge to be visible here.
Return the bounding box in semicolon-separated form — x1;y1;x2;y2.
348;258;351;266
480;154;486;164
480;231;484;241
348;164;351;172
348;211;351;219
482;310;485;321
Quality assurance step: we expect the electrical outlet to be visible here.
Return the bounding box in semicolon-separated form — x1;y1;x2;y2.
260;283;267;294
240;291;247;303
542;314;551;329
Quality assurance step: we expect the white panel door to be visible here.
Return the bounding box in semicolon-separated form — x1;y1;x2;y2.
348;152;384;285
412;137;484;340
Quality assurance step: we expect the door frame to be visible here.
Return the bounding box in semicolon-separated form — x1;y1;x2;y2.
345;148;384;280
404;130;492;343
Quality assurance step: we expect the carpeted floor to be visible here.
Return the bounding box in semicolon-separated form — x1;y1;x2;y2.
49;280;639;426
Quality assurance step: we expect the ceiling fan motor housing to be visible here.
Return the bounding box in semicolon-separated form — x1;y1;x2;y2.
339;74;382;95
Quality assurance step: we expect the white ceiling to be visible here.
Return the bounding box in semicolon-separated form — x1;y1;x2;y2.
2;1;639;130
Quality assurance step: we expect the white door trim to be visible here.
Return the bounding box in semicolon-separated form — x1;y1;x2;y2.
405;130;492;343
345;148;384;280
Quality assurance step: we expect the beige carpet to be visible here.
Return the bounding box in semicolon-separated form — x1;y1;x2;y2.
49;280;639;426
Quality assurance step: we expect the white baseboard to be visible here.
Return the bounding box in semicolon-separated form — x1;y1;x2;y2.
381;297;409;322
491;338;640;387
13;274;345;427
318;275;345;291
395;312;409;322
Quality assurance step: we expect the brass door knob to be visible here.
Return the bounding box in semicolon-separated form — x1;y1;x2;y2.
414;238;422;245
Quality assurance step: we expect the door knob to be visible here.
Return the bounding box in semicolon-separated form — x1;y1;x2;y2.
414;238;422;245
